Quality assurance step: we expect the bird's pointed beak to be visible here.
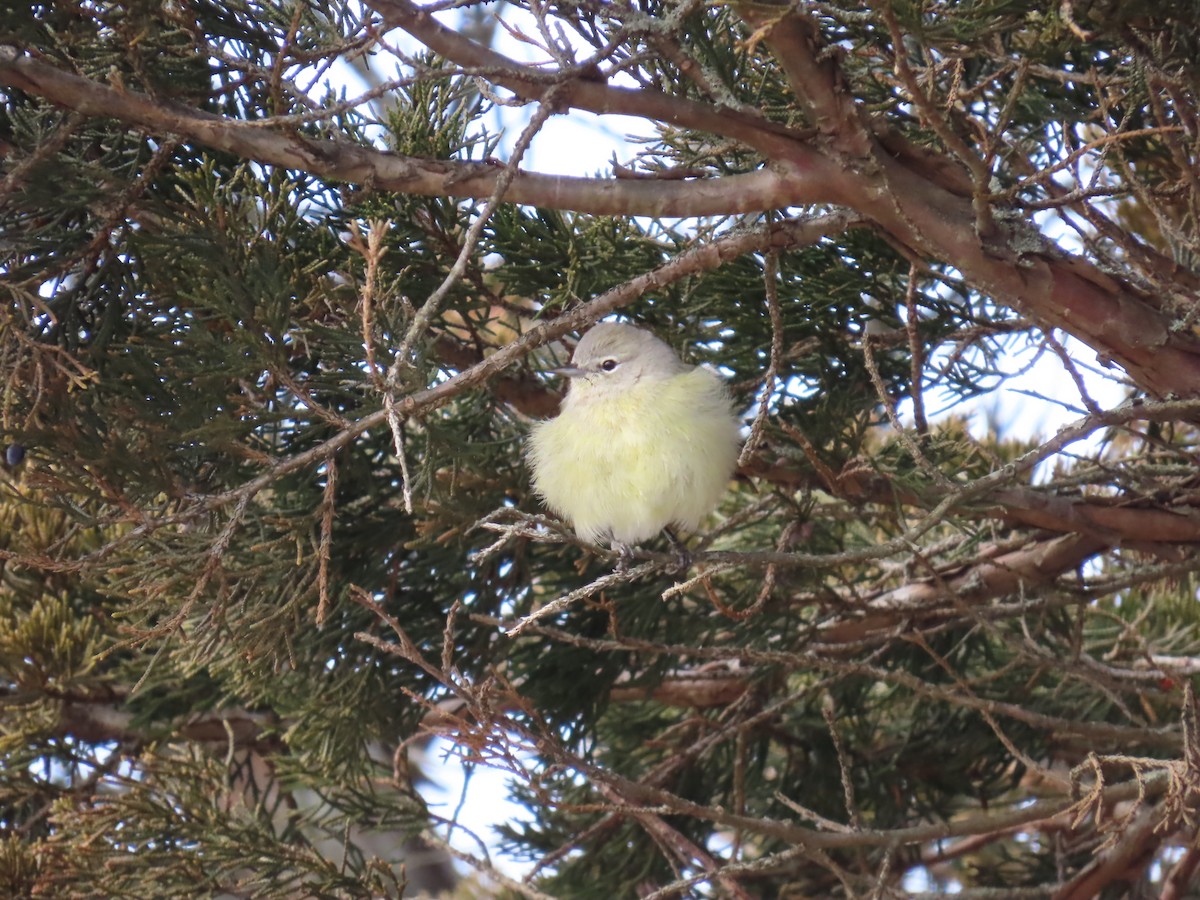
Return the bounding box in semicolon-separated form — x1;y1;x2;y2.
548;364;587;378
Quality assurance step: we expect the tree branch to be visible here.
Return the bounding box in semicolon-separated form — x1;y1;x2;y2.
815;532;1110;646
33;688;284;754
734;4;1200;399
7;4;1200;400
0;45;834;217
1053;802;1164;900
365;0;832;164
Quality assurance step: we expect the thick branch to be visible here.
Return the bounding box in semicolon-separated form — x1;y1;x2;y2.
746;458;1200;546
816;532;1109;645
738;1;875;159
1053;803;1164;900
0;46;833;217
365;0;831;165
7;10;1200;399
990;488;1200;544
38;689;283;753
737;5;1200;399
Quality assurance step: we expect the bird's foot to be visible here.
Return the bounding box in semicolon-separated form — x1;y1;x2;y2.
663;528;692;573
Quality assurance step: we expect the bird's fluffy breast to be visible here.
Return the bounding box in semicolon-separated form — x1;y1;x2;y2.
528;367;740;544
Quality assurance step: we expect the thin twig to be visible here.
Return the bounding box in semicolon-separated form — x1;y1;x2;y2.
739;247;783;466
506;561;664;636
389;82;565;372
903;263;928;435
316;453;339;626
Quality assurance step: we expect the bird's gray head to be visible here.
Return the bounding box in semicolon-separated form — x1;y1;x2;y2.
558;323;690;392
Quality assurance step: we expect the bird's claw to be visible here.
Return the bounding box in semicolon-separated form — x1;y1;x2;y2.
664;528;692;573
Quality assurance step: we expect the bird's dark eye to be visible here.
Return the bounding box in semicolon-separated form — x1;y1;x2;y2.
600;359;618;372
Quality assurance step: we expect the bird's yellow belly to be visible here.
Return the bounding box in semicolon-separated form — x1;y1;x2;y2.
529;371;736;545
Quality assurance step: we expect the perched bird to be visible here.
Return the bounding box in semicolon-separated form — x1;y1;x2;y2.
528;322;741;547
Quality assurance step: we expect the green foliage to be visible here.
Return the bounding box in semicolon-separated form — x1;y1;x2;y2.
2;0;1200;897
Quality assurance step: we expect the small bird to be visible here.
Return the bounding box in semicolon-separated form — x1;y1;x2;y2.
528;322;741;548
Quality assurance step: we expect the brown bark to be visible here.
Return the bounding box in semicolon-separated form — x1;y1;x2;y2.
5;6;1200;398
